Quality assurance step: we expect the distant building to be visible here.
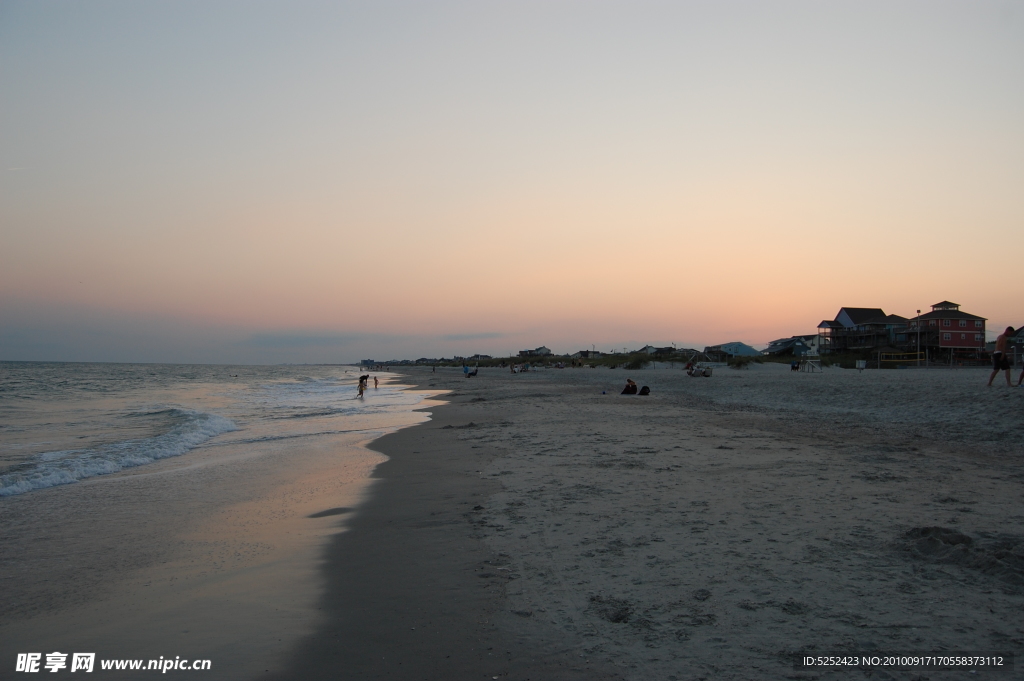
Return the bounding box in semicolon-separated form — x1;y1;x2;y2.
834;307;886;328
817;308;903;352
571;350;602;359
518;346;552;358
763;335;818;357
1011;327;1024;350
704;342;761;362
637;345;676;356
360;359;375;366
468;354;492;360
909;301;986;351
819;301;985;355
818;307;908;352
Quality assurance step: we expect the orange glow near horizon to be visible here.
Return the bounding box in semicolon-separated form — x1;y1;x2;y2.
2;2;1022;362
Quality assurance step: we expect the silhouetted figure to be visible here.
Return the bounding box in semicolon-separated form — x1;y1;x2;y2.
989;327;1015;387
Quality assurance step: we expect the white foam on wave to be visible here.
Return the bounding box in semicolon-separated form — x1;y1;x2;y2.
0;409;236;497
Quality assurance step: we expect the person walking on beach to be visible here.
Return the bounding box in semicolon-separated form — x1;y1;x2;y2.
988;327;1014;387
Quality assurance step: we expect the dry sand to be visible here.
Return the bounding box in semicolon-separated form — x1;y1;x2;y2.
365;363;1024;680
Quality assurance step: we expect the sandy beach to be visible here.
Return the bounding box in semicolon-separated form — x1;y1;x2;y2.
301;363;1023;680
4;362;1023;680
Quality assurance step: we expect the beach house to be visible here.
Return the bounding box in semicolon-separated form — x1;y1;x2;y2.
762;335;819;357
909;301;986;352
704;342;761;362
818;301;986;358
1007;328;1024;363
518;346;553;358
817;307;905;353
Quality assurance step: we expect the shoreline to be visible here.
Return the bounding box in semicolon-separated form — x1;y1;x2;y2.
0;371;438;680
270;369;620;680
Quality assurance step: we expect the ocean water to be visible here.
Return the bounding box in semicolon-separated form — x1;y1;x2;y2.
0;362;419;497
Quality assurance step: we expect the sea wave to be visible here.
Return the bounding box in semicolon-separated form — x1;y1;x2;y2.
0;409;236;497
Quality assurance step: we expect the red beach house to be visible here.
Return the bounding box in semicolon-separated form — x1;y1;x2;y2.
910;301;986;350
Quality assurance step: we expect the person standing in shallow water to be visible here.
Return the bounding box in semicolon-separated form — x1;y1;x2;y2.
373;376;378;389
988;327;1014;387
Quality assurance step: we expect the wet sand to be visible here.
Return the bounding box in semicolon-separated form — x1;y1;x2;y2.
294;364;1023;681
270;385;620;680
0;390;434;680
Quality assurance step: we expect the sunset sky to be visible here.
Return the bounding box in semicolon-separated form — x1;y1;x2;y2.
2;1;1022;363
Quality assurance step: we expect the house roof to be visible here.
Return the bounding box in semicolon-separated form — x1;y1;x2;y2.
917;309;986;321
818;320;843;329
705;342;761;357
762;337;812;355
837;307;887;325
767;335;814;346
860;314;909;326
931;301;960;309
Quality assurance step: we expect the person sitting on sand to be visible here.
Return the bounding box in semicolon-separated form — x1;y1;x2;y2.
621;379;638;395
638;385;650;395
988;327;1014;387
